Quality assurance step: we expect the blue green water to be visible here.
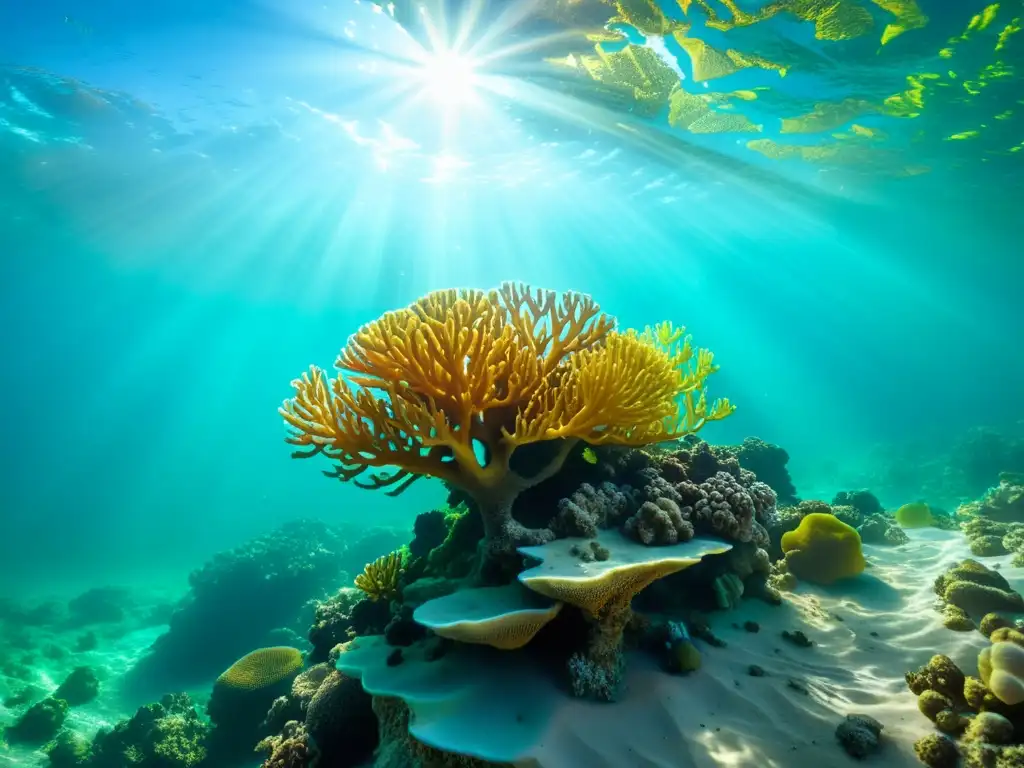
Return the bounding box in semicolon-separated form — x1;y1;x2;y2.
1;0;1021;598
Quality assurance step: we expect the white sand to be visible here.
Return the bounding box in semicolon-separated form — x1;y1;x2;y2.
619;526;1015;768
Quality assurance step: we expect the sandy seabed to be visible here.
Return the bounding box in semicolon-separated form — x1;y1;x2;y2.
593;527;1017;768
3;527;1018;768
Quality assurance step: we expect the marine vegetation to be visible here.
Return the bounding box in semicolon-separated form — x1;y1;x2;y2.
355;552;403;602
280;283;734;561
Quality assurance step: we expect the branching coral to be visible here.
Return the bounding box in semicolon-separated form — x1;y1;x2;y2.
281;284;733;556
355;552;403;602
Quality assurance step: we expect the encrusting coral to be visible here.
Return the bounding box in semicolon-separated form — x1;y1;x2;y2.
280;283;734;562
517;530;730;699
412;584;562;650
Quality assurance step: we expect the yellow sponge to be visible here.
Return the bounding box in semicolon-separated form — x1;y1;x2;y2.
781;512;865;585
895;502;934;528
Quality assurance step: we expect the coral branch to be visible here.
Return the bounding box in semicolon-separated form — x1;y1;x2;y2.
280;283;735;557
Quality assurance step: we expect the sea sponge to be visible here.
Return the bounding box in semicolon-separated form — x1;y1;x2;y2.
780;513;865;585
280;284;734;558
412;584;562;650
895;501;934;528
978;641;1024;705
355;551;403;602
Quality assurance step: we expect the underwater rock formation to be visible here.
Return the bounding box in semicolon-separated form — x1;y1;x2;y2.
4;696;67;744
123;519;346;696
257;660;378;767
308;587;364;664
934;560;1024;630
832;489;884;519
716;436;799;506
54;666;99;707
88;693;210;767
835;713;884;759
960;473;1024;525
907;636;1024;768
960;515;1024;558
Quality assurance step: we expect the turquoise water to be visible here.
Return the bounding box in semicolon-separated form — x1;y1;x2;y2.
1;0;1023;765
2;0;1020;594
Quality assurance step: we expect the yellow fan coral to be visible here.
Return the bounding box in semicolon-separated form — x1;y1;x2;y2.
355;551;403;602
281;283;734;555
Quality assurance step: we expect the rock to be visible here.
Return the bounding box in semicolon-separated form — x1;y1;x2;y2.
835;713;883;759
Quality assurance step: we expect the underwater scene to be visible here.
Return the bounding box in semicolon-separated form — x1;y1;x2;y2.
1;0;1023;765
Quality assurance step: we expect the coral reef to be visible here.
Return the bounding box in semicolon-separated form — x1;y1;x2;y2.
410;510;450;559
280;284;734;567
45;730;91;767
256;720;318;768
206;647;304;762
123;520;346;695
960;515;1024;558
716;437;799;506
412;584;562;649
959;474;1024;530
832;489;883;519
89;693;209;768
907;640;1024;767
66;588;132;627
4;697;67;744
934;560;1024;629
766;498;905;559
517;531;728;700
355;552;404;602
867;425;1024;510
308;587;363;663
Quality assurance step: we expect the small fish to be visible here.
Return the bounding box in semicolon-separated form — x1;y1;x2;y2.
581;447;598;465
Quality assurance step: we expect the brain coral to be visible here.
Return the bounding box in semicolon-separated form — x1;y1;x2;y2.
217;647;304;691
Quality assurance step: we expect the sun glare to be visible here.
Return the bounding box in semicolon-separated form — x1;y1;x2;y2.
416;50;480;107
